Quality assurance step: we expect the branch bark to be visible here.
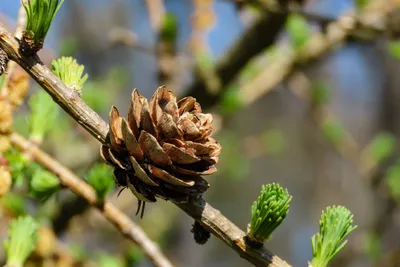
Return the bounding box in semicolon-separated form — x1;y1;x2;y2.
10;132;174;267
0;22;109;143
0;4;25;97
0;23;290;267
176;200;290;267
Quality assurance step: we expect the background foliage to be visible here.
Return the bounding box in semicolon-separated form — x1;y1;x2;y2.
0;0;399;266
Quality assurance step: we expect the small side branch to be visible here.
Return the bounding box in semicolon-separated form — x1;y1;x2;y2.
10;132;174;267
186;0;305;109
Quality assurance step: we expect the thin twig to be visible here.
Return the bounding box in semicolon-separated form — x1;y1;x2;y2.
10;132;174;267
287;73;362;171
186;0;306;109
145;0;165;32
226;0;386;31
232;0;396;180
188;0;392;110
146;0;180;89
238;1;392;107
0;22;291;267
287;70;397;189
190;0;221;95
108;27;155;54
226;0;336;24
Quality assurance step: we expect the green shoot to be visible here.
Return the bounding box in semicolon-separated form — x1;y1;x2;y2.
4;216;38;267
310;206;357;267
248;183;292;244
52;56;89;96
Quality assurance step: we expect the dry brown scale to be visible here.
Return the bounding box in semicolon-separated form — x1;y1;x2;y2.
20;31;44;55
101;86;221;216
0;49;8;76
191;221;210;245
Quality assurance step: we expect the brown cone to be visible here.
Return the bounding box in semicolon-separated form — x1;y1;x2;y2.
101;86;221;212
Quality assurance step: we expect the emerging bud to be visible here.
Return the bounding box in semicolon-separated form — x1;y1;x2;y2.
246;183;292;247
4;216;38;267
52;57;89;96
29;168;60;201
310;206;357;267
21;0;65;54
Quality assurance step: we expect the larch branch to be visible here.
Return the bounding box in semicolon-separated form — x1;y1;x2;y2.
0;22;290;267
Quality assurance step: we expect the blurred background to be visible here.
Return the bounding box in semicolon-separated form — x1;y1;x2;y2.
1;0;400;266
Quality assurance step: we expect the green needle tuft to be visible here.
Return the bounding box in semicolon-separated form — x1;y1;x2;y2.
4;216;38;267
22;0;64;53
52;56;89;96
310;206;357;267
248;183;292;244
29;167;61;201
